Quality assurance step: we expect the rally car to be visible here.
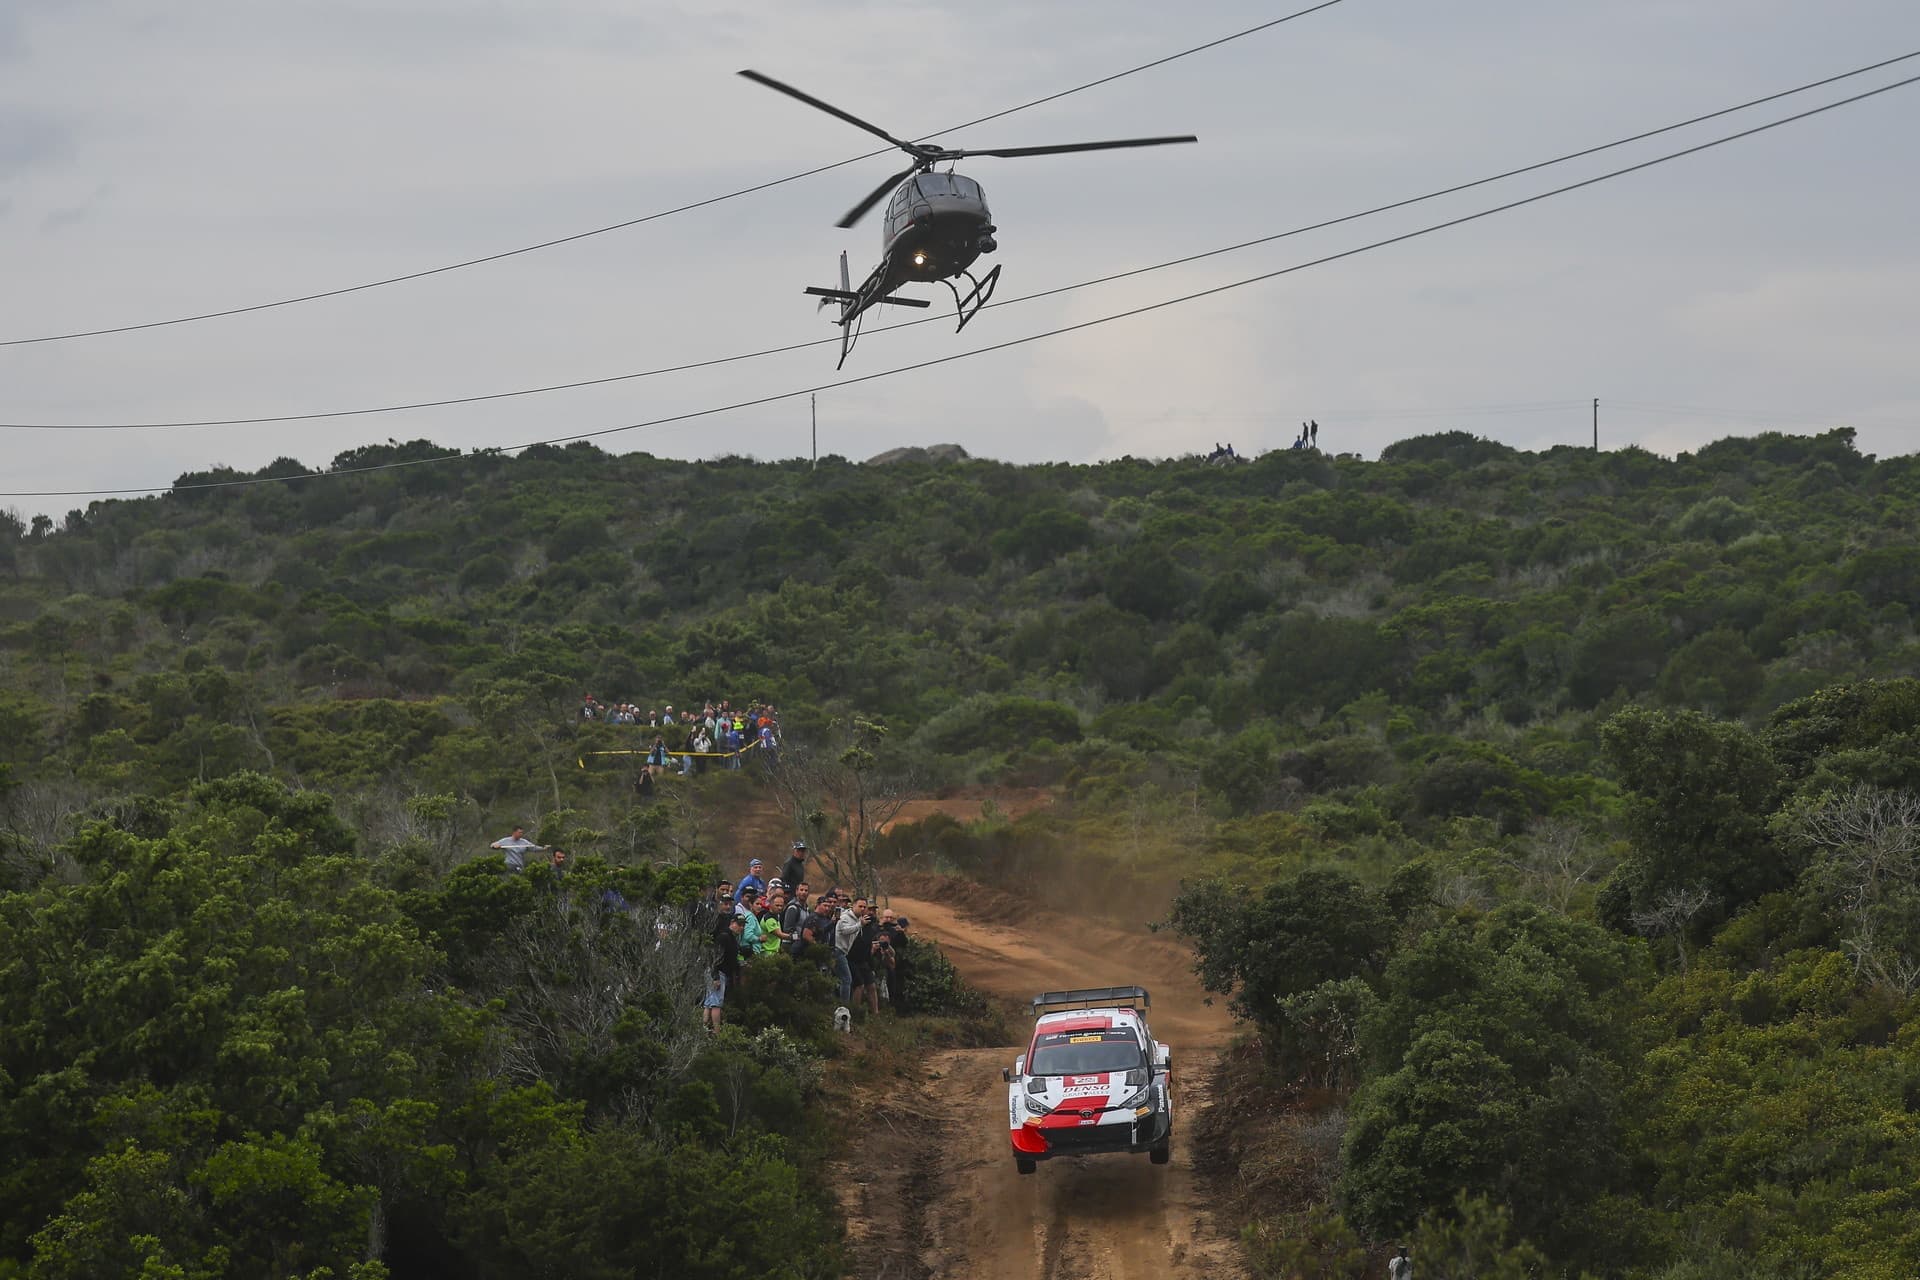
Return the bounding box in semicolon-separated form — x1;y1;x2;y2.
1003;986;1172;1175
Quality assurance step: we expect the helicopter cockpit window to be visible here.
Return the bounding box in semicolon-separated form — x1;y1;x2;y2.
915;173;952;197
950;175;981;199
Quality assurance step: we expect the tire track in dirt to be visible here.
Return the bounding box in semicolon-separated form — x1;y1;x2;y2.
845;892;1246;1280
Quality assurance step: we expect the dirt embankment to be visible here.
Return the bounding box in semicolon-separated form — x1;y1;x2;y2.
839;876;1248;1280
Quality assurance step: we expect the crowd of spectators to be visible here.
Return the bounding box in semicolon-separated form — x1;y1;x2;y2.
580;696;783;780
581;695;780;745
691;841;916;1029
482;829;915;1028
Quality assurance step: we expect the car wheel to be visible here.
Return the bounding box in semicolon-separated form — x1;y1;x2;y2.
1015;1157;1037;1175
1149;1141;1170;1165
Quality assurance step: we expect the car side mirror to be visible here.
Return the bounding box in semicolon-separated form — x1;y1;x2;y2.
1002;1068;1013;1083
1155;1058;1172;1076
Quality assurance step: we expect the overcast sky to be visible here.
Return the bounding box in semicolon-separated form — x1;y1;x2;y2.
2;0;1916;516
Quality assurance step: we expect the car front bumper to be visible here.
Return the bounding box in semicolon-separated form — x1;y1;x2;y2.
1012;1107;1170;1160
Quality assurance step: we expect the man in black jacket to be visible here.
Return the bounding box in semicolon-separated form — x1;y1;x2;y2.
884;914;912;1015
779;841;808;897
707;914;745;1031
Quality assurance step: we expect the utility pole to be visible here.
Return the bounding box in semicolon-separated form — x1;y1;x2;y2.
811;394;817;470
1593;397;1599;452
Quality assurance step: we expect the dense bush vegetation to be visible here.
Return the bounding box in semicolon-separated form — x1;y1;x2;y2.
1172;682;1920;1277
5;425;1920;1275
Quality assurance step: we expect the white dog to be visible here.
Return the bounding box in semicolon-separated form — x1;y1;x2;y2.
833;1006;853;1032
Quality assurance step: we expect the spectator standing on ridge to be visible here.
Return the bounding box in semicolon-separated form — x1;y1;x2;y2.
780;841;808;895
489;826;539;872
739;859;767;898
1310;419;1319;447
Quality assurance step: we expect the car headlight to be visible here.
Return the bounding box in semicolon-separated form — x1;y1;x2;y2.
1022;1094;1053;1117
1117;1085;1151;1111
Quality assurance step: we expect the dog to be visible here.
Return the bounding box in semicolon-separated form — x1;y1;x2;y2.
833;1006;852;1032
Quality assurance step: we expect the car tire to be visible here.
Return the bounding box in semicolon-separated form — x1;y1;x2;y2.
1149;1140;1171;1165
1015;1157;1037;1175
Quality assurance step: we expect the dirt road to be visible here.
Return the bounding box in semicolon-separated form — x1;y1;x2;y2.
841;886;1246;1280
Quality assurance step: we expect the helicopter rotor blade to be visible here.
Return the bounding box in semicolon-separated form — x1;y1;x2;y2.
837;163;919;229
954;135;1199;160
737;70;919;155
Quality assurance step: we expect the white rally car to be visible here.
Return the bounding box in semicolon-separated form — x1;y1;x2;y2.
1003;986;1173;1174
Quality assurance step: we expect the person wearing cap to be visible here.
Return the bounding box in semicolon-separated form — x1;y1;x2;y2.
780;841;807;895
738;858;767;899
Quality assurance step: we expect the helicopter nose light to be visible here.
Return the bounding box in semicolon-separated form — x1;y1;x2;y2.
912;250;928;266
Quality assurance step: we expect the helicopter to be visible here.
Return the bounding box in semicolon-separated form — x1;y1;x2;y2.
739;70;1196;367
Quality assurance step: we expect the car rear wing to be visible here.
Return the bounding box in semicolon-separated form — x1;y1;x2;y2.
1032;986;1151;1015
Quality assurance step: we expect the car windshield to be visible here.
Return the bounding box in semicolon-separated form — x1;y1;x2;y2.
1028;1028;1145;1076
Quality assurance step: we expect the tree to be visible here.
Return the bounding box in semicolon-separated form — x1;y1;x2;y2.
1166;869;1394;1070
1790;785;1920;995
1342;906;1640;1263
1568;608;1670;708
766;715;913;894
1409;1192;1553;1280
1599;707;1787;930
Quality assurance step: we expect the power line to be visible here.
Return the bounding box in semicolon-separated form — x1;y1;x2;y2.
4;68;1914;500
11;47;1913;432
1609;399;1875;424
0;0;1349;350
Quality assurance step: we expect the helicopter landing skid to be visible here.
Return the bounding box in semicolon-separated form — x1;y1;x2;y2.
946;264;1001;332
